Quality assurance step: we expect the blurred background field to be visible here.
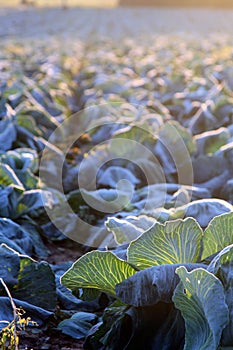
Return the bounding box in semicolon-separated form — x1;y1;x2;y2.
1;0;233;7
0;5;233;41
0;0;117;7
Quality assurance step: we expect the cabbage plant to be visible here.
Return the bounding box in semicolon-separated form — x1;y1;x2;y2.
61;213;233;350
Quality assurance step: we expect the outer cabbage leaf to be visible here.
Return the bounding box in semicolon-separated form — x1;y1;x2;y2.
171;199;233;228
98;166;140;188
116;263;205;307
53;262;99;312
0;244;20;288
58;311;98;339
0;218;33;255
0;185;23;218
208;245;233;346
61;251;136;299
0;163;24;188
128;218;203;269
80;188;133;214
195;127;230;155
0;245;56;311
0;117;17;151
202;212;233;260
0;148;38;189
0;186;54;220
0;297;52;328
16;189;54;218
12;257;56;311
173;267;229;350
106;215;156;244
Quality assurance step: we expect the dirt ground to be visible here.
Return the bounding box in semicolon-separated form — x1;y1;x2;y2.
0;6;233;41
20;331;84;350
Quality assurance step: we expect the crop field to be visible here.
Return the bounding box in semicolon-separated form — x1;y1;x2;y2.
0;4;233;350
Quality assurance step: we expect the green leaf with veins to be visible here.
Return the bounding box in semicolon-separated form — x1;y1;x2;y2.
128;218;203;270
61;251;136;299
208;245;233;346
173;267;229;350
202;212;233;260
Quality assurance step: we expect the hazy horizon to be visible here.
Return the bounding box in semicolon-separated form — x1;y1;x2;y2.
1;0;233;7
